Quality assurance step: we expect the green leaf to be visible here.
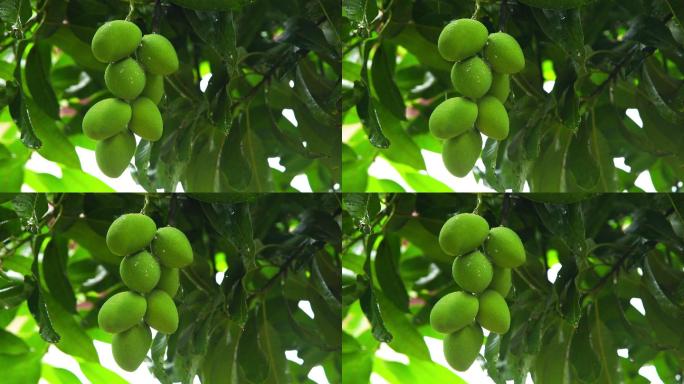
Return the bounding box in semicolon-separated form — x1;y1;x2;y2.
376;103;425;170
374;234;409;312
25;42;60;120
79;362;128;384
259;307;288;383
42;237;76;312
0;351;42;384
46;27;106;71
341;350;373;384
41;365;82;384
45;294;99;362
0;329;30;355
374;358;466;384
0;60;14;81
27;99;80;169
375;292;430;360
371;43;406;120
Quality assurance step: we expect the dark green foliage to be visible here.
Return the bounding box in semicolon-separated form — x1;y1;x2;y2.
342;193;684;382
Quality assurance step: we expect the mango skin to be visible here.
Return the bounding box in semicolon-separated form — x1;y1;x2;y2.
82;98;131;140
156;266;180;297
489;72;510;102
443;324;483;371
98;291;147;333
430;291;479;334
438;19;488;62
91;20;142;63
144;290;178;334
451;56;492;99
489;266;512;297
429;97;478;139
439;213;489;257
485;226;526;267
476;96;509;140
452;251;493;294
106;213;157;256
96;130;136;178
484;32;525;74
141;73;164;104
120;251;161;293
129;97;163;141
442;129;482;177
112;324;151;371
138;34;179;75
105;58;146;100
476;289;511;334
152;226;193;267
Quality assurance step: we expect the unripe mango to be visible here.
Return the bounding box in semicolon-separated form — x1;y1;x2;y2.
106;213;157;256
489;266;512;297
484;32;525;74
451;56;492;99
129;97;163;141
443;324;483;371
430;291;479;334
144;290;178;333
98;291;147;333
476;290;510;334
485;226;526;268
476;96;509;140
105;58;146;100
141;73;164;104
138;34;179;75
439;213;489;256
152;226;193;267
112;324;151;371
488;72;510;102
96;130;136;178
120;251;161;293
452;251;493;293
82;98;131;140
442;129;482;177
438;19;488;62
91;20;142;63
156;266;180;297
429;97;478;139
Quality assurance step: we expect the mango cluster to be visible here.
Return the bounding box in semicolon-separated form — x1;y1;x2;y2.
430;213;526;371
84;20;179;178
98;213;193;371
430;19;525;177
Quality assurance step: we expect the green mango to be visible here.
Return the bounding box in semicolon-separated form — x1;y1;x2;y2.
141;73;164;104
145;290;178;334
120;251;161;293
91;20;142;63
489;266;512;297
112;324;151;371
485;226;526;267
95;130;136;178
452;251;493;294
106;213;157;256
152;226;193;267
451;56;492;99
488;72;510;102
429;97;478;139
105;58;146;100
82;98;131;140
439;213;489;256
430;291;479;334
476;96;509;140
156;266;180;297
484;32;525;74
437;19;488;62
443;324;483;371
138;34;179;75
442;129;482;177
129;97;163;141
98;291;147;333
476;289;511;334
